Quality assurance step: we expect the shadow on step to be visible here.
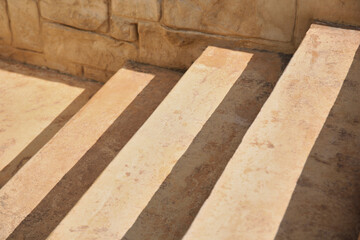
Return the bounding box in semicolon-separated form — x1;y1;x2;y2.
122;53;286;240
0;61;101;188
7;64;182;240
275;46;360;240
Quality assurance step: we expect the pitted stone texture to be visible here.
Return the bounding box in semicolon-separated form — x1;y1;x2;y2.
0;62;178;240
8;0;42;52
43;22;137;72
112;0;160;21
110;16;138;42
0;0;11;45
183;25;360;240
138;22;294;70
47;47;271;240
163;0;295;42
39;0;108;31
0;59;100;188
295;0;360;46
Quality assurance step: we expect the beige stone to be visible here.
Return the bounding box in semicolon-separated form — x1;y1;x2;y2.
0;58;100;188
138;22;294;70
42;22;137;72
39;0;108;31
112;0;160;21
0;45;83;77
7;0;42;52
6;63;181;240
0;0;11;45
48;47;271;240
110;16;137;42
83;66;115;82
295;0;360;46
162;0;296;42
121;53;284;240
0;62;182;240
183;25;360;240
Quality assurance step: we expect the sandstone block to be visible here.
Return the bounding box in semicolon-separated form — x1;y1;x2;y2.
294;0;360;46
138;22;293;70
7;0;42;52
0;45;83;76
112;0;160;21
39;0;108;31
0;0;11;44
162;0;296;42
43;22;137;72
110;16;137;42
83;66;115;82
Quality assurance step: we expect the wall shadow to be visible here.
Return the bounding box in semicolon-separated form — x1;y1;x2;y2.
0;60;101;188
7;63;182;240
275;46;360;239
122;53;287;240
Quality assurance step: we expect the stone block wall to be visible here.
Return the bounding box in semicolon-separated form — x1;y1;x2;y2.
0;0;359;82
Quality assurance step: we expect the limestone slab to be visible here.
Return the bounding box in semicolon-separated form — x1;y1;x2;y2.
7;0;42;52
39;0;108;31
275;38;360;239
0;62;180;239
162;0;296;42
47;46;260;239
112;0;160;21
0;0;11;45
0;58;100;188
183;24;360;240
42;22;137;72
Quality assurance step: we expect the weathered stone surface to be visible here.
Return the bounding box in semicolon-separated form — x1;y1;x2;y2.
5;64;181;240
0;58;100;189
110;16;137;42
48;47;268;240
120;53;284;240
112;0;160;21
0;0;11;45
43;22;137;72
294;0;360;46
39;0;108;31
83;66;115;82
0;63;180;240
183;25;360;240
138;22;294;70
7;0;42;52
162;0;296;42
0;45;83;76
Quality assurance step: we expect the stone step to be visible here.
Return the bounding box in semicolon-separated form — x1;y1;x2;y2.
0;62;182;240
47;46;285;239
0;60;100;188
183;24;360;240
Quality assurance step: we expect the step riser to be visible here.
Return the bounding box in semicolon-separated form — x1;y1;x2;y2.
183;25;360;240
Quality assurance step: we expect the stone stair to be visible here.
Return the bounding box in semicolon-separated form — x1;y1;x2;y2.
0;24;359;240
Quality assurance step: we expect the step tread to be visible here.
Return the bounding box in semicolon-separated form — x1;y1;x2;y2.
0;63;182;240
47;47;282;239
183;24;360;240
0;60;100;183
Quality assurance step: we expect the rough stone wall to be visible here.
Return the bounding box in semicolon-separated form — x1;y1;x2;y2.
0;0;359;82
